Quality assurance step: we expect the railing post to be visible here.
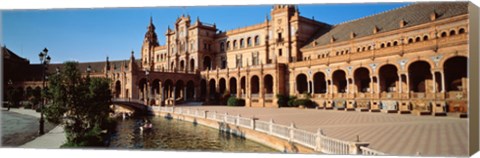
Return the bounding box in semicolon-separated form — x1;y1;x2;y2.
251;117;256;130
289;123;295;142
269;119;274;135
236;114;240;126
204;110;208;119
315;128;323;152
224;113;228;123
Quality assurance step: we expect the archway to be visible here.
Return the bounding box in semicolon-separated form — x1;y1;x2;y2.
190;58;195;72
200;79;207;100
408;61;432;92
251;75;260;95
332;70;347;93
138;78;147;100
175;80;185;100
219;78;226;95
379;64;399;92
203;56;212;70
229;77;237;95
180;60;185;72
264;75;273;94
164;79;174;99
354;67;371;93
115;80;121;98
209;79;216;98
152;79;160;97
186;80;195;101
313;72;327;94
296;73;308;94
240;77;246;97
444;56;467;91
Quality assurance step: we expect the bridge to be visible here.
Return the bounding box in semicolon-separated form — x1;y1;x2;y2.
111;98;154;116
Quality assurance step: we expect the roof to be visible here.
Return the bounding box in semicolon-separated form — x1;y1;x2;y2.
2;46;29;63
303;2;469;49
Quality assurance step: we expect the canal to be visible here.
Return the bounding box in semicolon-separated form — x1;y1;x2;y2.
109;116;278;153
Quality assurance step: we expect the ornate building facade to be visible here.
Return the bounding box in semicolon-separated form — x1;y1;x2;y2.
2;2;470;115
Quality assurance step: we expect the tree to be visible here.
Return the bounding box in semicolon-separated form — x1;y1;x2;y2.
44;61;113;146
6;87;22;110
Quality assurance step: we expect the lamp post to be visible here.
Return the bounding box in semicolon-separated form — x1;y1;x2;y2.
38;47;50;135
145;69;149;105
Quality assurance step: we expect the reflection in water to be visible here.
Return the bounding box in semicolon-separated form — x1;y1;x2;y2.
109;116;278;153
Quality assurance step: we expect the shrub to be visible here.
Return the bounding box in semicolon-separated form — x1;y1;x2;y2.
227;96;245;106
292;99;315;108
287;96;297;107
276;94;289;107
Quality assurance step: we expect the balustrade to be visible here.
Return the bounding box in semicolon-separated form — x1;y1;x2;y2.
154;107;375;155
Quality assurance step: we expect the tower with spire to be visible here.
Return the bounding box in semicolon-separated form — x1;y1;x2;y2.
141;16;159;71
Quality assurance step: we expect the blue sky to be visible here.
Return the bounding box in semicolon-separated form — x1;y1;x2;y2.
2;3;410;64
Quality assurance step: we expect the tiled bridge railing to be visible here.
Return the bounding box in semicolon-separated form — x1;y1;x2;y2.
154;106;386;155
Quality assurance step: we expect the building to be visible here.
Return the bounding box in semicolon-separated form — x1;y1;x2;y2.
2;2;470;116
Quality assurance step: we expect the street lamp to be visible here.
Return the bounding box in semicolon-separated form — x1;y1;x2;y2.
38;47;50;135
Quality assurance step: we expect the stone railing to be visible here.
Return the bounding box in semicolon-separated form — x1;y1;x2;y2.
360;146;386;155
155;107;379;155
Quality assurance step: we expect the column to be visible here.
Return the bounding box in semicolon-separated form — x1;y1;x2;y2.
206;81;210;102
160;85;165;106
405;73;410;92
308;80;312;94
259;76;264;98
440;71;445;92
346;78;350;94
398;74;403;93
172;86;176;106
312;79;315;94
370;76;374;94
184;86;187;101
237;78;241;98
376;76;380;94
431;70;437;93
325;80;328;94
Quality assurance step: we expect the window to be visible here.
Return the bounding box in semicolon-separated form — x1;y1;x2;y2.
247;37;252;47
278;33;282;39
226;41;231;50
415;37;421;42
449;30;456;36
441;32;447;37
204;43;207;50
233;40;237;49
220;42;225;52
423;35;428;41
254;36;260;46
278;49;282;56
459;28;466;34
240;39;244;48
252;52;259;66
236;54;242;68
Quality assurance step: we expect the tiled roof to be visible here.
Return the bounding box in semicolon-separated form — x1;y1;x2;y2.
303;2;469;49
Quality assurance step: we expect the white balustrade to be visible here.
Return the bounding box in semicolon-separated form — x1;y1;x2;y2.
225;115;237;124
254;120;270;133
237;117;253;129
292;129;317;149
271;123;290;140
319;134;351;155
360;146;386;155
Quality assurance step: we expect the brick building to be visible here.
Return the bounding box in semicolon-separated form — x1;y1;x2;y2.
2;2;470;115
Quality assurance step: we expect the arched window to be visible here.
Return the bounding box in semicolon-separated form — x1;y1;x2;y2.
459;28;466;34
423;35;429;41
226;41;231;50
386;42;391;47
380;43;385;48
220;42;225;52
233;40;237;49
449;30;456;36
254;36;260;46
247;37;252;47
441;32;447;37
408;38;413;44
415;37;421;42
393;41;398;46
239;38;244;48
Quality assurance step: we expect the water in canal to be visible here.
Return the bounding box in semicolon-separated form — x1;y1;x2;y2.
109;116;278;153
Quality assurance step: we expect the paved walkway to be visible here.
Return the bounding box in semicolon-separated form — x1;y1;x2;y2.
2;108;66;148
180;106;468;156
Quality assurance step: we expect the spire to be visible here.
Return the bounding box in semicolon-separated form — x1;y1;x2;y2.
144;16;159;46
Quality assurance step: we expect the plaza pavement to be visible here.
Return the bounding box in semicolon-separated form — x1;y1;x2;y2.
179;105;468;156
1;108;66;148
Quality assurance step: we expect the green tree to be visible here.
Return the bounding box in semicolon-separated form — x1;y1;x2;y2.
44;62;113;147
6;88;22;110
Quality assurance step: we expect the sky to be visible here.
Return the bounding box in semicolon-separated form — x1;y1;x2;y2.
1;2;410;64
